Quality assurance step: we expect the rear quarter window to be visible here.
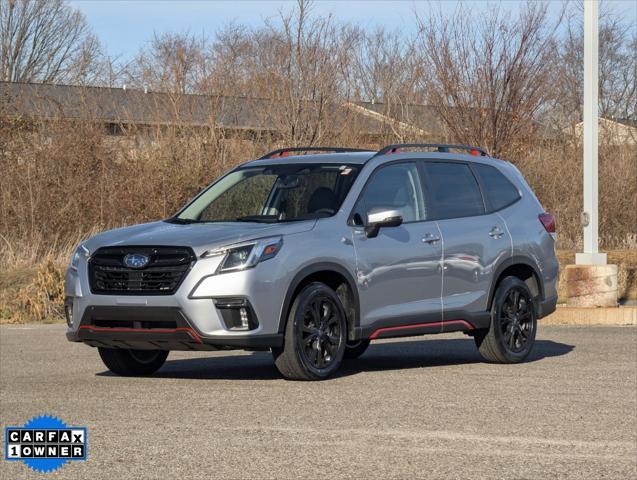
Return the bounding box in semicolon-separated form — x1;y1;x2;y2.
473;163;521;212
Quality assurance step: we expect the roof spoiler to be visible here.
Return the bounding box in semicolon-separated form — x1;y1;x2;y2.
259;147;371;160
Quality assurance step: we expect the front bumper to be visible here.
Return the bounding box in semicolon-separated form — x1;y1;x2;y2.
65;248;290;350
66;305;282;350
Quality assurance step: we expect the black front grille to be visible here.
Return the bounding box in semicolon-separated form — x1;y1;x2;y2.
89;246;196;295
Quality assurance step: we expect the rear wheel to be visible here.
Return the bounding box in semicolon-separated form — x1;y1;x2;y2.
474;276;537;363
343;339;370;359
98;348;169;376
272;282;347;380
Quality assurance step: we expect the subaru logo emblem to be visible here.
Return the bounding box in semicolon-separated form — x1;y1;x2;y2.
123;253;150;269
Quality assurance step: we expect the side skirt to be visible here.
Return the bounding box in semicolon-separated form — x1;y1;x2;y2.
356;310;491;341
369;319;474;340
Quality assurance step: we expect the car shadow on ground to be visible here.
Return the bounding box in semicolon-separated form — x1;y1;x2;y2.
97;338;574;381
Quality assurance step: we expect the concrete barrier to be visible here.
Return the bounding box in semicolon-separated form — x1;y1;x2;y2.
563;264;618;307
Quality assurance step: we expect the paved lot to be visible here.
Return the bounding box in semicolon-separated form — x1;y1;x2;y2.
1;324;635;479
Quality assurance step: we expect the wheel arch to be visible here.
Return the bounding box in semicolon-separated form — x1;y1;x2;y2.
488;256;544;312
278;262;360;341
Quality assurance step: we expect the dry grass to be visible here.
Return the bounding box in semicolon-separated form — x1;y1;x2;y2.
0;255;65;324
1;117;635;256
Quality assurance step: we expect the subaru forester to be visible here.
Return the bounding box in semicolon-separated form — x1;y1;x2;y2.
65;144;559;380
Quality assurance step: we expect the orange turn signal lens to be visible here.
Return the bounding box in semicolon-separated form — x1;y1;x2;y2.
263;244;278;256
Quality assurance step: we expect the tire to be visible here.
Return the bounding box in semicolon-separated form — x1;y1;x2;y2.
98;348;169;376
474;276;537;363
272;282;347;380
343;339;370;359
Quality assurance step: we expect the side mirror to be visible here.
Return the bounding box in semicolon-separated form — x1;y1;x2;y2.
364;208;403;238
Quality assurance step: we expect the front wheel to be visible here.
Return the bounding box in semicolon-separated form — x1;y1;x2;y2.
98;348;169;376
474;276;537;363
272;282;347;380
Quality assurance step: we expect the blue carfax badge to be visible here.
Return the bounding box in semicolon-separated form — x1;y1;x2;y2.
4;415;88;473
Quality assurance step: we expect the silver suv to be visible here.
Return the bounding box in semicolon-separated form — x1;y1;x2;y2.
65;144;559;380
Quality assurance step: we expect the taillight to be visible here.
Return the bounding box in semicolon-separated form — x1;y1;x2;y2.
539;213;556;233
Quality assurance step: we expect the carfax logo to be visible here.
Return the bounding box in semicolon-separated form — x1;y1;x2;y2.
4;415;87;473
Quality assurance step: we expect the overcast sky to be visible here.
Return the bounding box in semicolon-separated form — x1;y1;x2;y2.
70;0;637;61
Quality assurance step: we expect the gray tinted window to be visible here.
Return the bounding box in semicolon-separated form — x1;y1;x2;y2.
354;163;425;223
473;163;520;211
423;162;484;219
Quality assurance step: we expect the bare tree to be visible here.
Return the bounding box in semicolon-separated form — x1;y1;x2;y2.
127;31;209;94
416;2;563;157
345;27;428;141
348;28;423;105
0;0;103;83
260;0;354;144
204;0;358;145
204;23;256;96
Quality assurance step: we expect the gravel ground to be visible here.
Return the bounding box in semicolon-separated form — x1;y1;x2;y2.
1;324;635;479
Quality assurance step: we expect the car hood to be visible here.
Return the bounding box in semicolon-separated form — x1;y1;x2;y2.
83;219;317;256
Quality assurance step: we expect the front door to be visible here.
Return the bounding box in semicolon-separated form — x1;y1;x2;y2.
351;162;443;333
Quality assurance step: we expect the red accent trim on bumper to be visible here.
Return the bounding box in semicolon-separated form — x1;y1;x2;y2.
78;325;203;344
369;319;474;340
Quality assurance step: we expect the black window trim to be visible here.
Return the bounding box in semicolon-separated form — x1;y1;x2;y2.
347;159;430;226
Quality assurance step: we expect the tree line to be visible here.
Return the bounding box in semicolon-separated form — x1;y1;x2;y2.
1;0;635;157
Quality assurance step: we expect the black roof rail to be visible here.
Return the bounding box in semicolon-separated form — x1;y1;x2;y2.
259;146;371;160
373;143;490;158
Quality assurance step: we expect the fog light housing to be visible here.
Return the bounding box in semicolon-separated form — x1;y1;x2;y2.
64;297;74;327
215;298;258;331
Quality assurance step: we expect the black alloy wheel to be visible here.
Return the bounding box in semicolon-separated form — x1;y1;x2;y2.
474;276;537;363
298;294;343;369
272;282;347;380
499;286;534;353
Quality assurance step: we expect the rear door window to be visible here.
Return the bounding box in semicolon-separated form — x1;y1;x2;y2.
422;162;485;219
472;163;521;212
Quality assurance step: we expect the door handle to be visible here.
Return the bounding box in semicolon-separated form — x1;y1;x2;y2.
422;233;441;244
488;226;504;239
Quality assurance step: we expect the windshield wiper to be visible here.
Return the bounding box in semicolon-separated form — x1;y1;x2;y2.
164;217;201;224
235;215;279;223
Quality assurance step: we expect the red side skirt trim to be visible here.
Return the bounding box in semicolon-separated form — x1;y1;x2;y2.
369;320;474;340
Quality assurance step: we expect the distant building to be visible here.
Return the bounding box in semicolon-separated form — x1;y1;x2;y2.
0;81;446;143
573;117;637;146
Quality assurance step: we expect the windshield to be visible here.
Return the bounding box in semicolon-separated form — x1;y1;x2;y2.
172;163;361;223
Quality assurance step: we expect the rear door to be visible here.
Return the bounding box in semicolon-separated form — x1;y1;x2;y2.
351;162;443;331
421;161;511;328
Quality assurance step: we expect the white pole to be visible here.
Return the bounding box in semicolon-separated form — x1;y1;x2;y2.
576;0;606;265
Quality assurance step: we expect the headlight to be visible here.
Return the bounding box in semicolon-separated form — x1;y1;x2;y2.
70;244;90;271
202;236;283;273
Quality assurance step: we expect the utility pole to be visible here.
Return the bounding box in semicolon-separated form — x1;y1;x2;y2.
566;0;617;308
576;0;606;265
